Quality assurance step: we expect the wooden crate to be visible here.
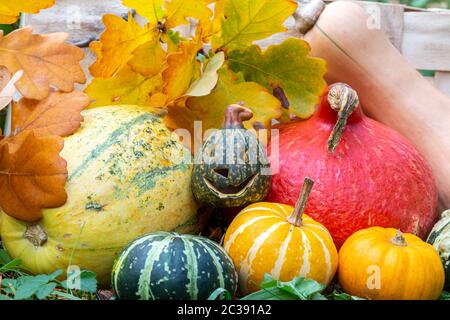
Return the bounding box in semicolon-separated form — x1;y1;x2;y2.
22;0;450;96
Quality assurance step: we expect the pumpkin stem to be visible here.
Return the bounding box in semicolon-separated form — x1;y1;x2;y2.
287;177;314;227
23;224;48;248
391;229;408;247
223;104;254;129
327;83;360;153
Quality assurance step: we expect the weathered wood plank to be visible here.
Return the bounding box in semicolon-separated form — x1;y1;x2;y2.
401;12;450;71
435;71;450;96
22;0;128;45
356;1;405;51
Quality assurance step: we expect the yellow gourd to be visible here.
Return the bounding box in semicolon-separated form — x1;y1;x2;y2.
0;105;203;286
339;227;445;300
223;178;338;295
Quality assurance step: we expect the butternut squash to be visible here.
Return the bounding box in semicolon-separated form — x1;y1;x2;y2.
298;0;450;212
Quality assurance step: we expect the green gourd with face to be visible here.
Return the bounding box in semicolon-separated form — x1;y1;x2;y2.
191;105;270;208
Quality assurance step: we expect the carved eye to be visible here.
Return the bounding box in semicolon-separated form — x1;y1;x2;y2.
214;168;229;178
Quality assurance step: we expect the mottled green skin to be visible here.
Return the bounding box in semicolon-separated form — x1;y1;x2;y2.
191;128;270;208
111;232;238;300
427;210;450;289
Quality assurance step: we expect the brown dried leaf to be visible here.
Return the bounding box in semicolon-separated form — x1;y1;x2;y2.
12;91;89;138
0;132;67;222
0;28;86;100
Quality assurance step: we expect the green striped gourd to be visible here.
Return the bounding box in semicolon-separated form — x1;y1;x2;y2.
0;105;203;286
191;105;270;208
112;232;238;300
427;209;450;289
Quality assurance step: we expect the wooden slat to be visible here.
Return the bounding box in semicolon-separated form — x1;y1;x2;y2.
22;0;128;45
401;11;450;71
435;72;450;97
356;1;405;51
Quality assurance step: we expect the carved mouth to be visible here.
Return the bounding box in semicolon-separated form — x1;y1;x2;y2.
204;173;259;198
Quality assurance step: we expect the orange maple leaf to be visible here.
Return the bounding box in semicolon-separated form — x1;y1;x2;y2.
0;28;86;100
0;132;67;222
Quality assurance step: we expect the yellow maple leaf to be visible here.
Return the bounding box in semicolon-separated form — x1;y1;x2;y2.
128;39;167;76
122;0;165;26
212;0;297;51
89;13;153;78
0;28;85;100
0;0;55;24
162;41;202;103
85;66;163;107
185;67;281;132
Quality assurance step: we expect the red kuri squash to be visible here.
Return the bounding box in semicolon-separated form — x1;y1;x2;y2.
267;83;438;248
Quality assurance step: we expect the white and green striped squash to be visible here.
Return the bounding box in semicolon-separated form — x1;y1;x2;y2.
112;232;238;300
427;210;450;289
0;105;204;286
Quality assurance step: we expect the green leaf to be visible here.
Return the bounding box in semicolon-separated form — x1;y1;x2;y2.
439;291;450;300
241;274;327;300
61;270;97;293
0;294;12;300
0;258;21;272
35;282;57;300
0;249;12;265
186;67;281;132
330;291;365;300
228;38;327;118
14;275;52;300
212;0;297;51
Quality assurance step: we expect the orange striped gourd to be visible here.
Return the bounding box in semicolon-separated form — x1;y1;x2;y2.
223;178;338;294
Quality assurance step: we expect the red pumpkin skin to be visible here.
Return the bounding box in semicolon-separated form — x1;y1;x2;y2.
267;85;438;248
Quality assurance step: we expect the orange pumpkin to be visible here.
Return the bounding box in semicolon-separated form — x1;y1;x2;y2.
339;227;445;300
223;178;338;294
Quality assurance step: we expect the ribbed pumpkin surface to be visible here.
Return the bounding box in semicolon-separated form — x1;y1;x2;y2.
223;202;338;294
427;210;450;289
112;232;238;300
0;106;202;286
339;227;445;300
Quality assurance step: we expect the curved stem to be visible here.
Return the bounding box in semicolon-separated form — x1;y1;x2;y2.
391;229;408;247
327;83;360;152
287;177;314;227
222;104;253;129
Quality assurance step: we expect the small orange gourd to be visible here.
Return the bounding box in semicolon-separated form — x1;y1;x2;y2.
223;178;338;295
339;227;445;300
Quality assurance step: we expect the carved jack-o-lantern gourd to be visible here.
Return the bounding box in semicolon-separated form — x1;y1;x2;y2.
191;105;270;208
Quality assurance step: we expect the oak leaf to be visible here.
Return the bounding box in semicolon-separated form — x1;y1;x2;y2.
0;70;22;111
85;66;163;107
165;0;213;32
185;51;224;97
128;39;167;76
185;67;281;132
0;132;67;222
89;14;153;78
228;38;327;118
0;28;86;100
212;0;297;51
122;0;165;26
162;41;202;103
12;91;89;139
0;0;55;24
